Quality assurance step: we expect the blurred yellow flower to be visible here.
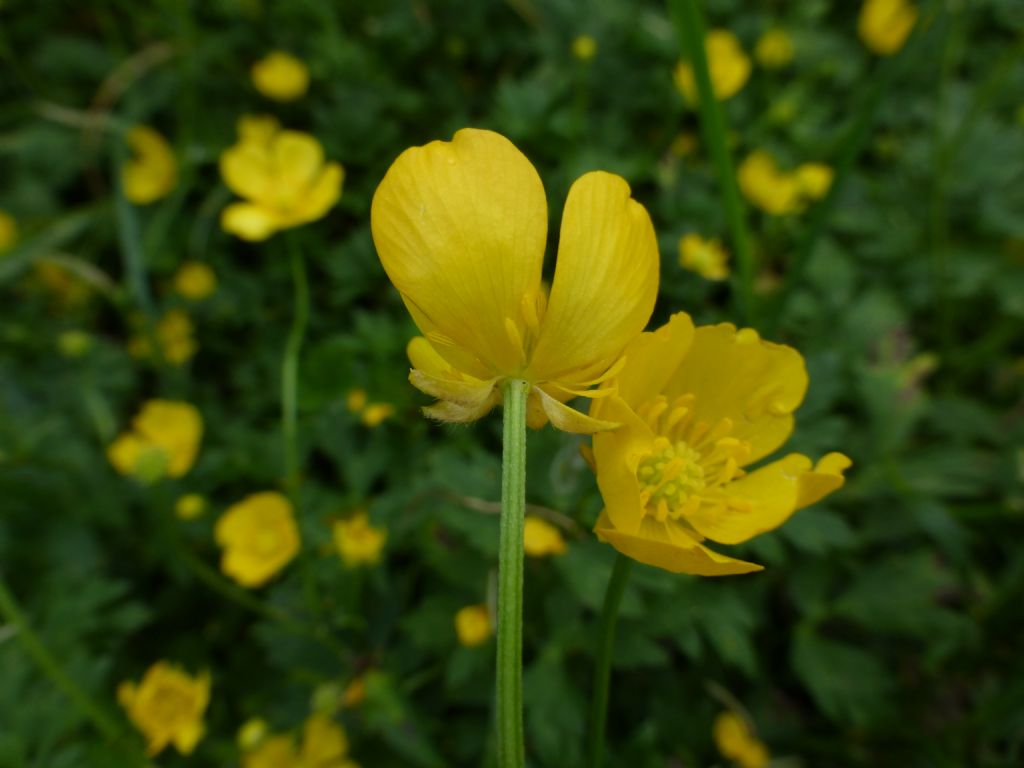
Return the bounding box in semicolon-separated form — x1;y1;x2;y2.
361;402;395;427
130;309;198;365
333;511;387;567
572;35;597;62
589;313;850;575
238;114;281;144
346;388;368;413
455;603;492;647
175;493;207;520
251;50;309;101
174;261;217;300
795;162;834;201
523;515;567;557
57;329;93;358
237;717;268;750
220;120;343;241
673;29;750;104
371;128;659;433
242;714;355;768
215;491;301;587
714;711;769;768
737;150;803;216
755;28;794;69
678;233;730;281
122;126;177;205
859;0;917;56
108;400;203;482
118;661;210;756
0;210;17;252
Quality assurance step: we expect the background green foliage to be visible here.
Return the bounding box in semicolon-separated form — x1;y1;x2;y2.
1;0;1023;766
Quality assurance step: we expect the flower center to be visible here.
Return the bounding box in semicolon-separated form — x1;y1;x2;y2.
633;393;755;524
637;437;705;522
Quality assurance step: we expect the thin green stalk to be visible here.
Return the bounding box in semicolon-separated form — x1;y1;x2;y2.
497;378;529;768
0;575;127;747
668;0;756;326
587;554;634;768
282;235;310;492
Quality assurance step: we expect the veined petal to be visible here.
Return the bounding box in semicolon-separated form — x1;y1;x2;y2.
407;336;501;422
591;396;655;534
608;312;696;407
533;386;620;434
529;171;659;383
688;453;812;545
371;128;547;376
422;393;501;423
664;323;807;464
595;513;762;576
221;202;281;241
409;369;499;406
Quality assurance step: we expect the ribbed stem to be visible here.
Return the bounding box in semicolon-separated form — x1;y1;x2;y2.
496;378;529;768
587;554;635;768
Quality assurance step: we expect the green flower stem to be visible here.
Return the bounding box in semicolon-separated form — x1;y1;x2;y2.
497;378;529;768
282;234;309;492
0;574;126;747
668;0;756;327
587;553;635;768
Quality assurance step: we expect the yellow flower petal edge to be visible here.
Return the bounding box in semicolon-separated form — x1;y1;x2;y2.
371;128;660;433
589;312;850;575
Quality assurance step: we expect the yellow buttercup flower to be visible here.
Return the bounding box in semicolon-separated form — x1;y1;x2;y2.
251;51;309;101
238;114;281;144
859;0;917;56
333;511;387;567
361;402;395;427
237;717;269;750
455;603;493;647
714;711;769;768
118;661;210;756
122;126;177;205
523;516;567;557
673;29;750;105
174;261;217;300
755;28;794;69
242;715;355;768
589;313;849;575
371;128;659;434
678;233;730;281
107;400;202;482
175;493;207;520
244;734;297;768
572;35;598;62
129;309;198;365
737;151;804;216
795;163;834;201
220;120;343;241
0;210;17;252
215;491;301;587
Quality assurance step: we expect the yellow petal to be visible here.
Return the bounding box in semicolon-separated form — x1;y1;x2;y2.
220;142;273;201
608;312;695;408
294;162;344;223
529;171;659;384
173;721;204;755
272;131;324;191
591;396;655;534
686;453;813;545
663;324;807;464
533;385;619;434
221;202;281;241
595;513;762;576
371;128;547;376
796;452;851;508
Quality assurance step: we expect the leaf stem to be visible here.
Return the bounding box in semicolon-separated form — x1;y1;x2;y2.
282;234;310;492
587;553;634;768
668;0;756;326
497;378;529;768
